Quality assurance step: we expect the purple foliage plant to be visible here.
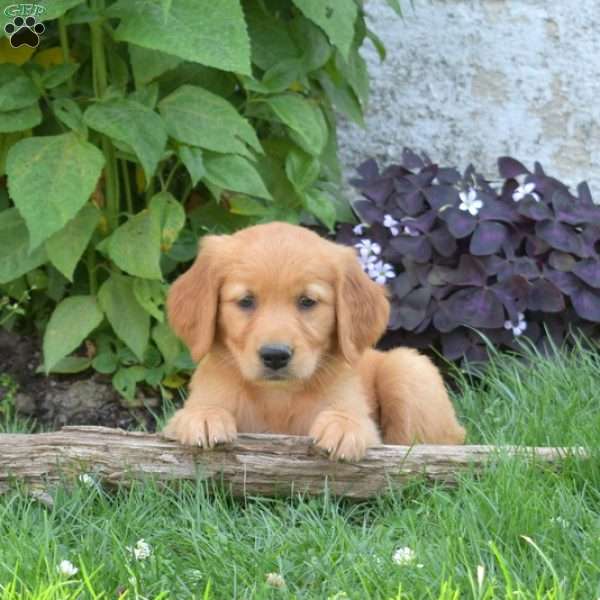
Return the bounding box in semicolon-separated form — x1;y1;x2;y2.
336;149;600;361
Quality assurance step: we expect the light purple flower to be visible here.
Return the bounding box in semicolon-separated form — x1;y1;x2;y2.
504;312;527;336
383;214;400;236
459;189;483;216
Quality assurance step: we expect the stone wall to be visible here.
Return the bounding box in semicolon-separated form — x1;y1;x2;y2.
338;0;600;197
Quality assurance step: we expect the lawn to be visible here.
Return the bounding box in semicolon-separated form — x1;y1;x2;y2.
0;340;599;599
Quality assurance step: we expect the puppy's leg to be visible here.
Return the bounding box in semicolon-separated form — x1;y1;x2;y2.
308;375;381;461
374;348;465;445
163;361;239;448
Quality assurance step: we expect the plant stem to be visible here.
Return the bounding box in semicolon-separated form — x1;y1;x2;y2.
121;160;133;215
87;250;98;295
90;4;120;231
57;16;74;92
163;159;181;192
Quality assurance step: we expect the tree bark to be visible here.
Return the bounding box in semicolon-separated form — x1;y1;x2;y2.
0;426;587;499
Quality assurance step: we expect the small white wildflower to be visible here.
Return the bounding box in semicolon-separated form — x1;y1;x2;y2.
459;188;484;216
354;239;381;258
78;473;95;486
353;224;367;235
383;214;400;236
512;182;540;202
392;546;416;566
368;260;396;285
328;593;349;600
477;564;485;590
188;569;203;582
57;560;78;577
504;312;527;336
265;572;286;588
128;539;152;561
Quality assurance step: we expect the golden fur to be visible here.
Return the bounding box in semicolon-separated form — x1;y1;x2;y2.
163;222;465;460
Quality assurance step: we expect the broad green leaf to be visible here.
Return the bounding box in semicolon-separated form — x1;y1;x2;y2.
228;196;270;216
41;63;80;89
304;188;336;230
84;99;166;182
289;17;332;72
178;145;205;186
285;149;320;192
266;95;328;156
0;208;46;284
291;0;357;59
108;0;251;75
102;209;162;280
318;71;364;125
204;153;272;200
113;365;146;402
6;133;104;250
0;104;41;133
336;48;369;108
245;3;300;71
129;83;159;109
52;98;85;132
0;131;27;175
98;274;150;360
128;44;181;87
159;85;261;157
45;204;100;281
152;322;180;367
46;356;92;374
92;350;119;374
0;65;39;111
43;295;103;372
133;278;166;322
149;192;186;251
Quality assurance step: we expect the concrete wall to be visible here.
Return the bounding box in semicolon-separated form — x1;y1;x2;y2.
338;0;600;197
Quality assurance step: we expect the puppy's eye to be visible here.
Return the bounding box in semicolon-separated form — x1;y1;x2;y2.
237;295;256;310
298;296;317;310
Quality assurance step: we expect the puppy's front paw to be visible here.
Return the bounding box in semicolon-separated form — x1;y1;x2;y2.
163;407;237;448
309;410;380;462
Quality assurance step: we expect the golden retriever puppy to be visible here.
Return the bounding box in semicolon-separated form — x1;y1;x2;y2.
163;222;465;460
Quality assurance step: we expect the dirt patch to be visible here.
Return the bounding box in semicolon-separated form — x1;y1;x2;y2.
0;329;157;431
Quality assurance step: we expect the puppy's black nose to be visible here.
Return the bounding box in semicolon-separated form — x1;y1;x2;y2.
259;344;293;371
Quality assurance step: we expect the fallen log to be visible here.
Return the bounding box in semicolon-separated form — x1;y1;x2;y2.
0;426;588;499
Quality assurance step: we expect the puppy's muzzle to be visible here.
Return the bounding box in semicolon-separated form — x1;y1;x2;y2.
258;344;293;371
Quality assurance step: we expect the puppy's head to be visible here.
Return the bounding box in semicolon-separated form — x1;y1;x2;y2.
167;222;389;384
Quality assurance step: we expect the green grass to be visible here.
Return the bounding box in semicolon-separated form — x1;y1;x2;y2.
0;340;599;599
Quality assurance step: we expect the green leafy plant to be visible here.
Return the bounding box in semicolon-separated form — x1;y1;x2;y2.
0;0;394;401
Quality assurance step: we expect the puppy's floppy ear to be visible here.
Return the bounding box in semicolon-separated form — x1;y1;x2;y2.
336;247;390;363
167;235;226;362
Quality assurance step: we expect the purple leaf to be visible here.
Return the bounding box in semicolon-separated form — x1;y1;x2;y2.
445;255;487;286
441;329;471;360
391;271;418;299
442;287;505;329
389;235;432;263
393;287;432;331
572;258;600;288
552;191;600;225
478;199;518;223
571;285;600;322
548;251;576;272
577;181;594;206
401;148;424;170
536;220;587;257
423;185;459;209
436;167;461;185
498;156;529;178
543;268;580;296
517;198;552;221
528;278;565;312
355;159;379;181
353;200;382;225
492;275;529;315
470;221;508;256
429;226;457;257
444;208;477;238
433;304;459;333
